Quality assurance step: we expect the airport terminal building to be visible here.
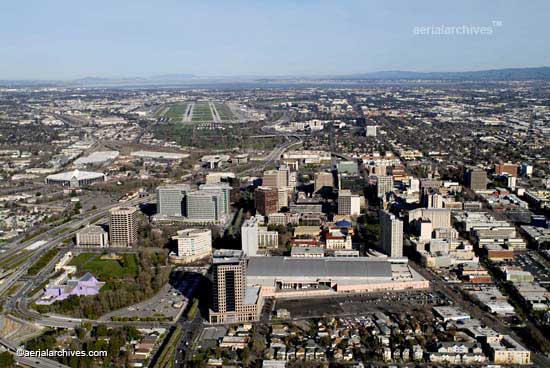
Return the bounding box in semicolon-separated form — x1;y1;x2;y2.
246;256;429;298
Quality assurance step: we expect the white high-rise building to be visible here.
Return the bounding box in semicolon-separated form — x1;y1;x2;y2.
380;210;403;257
338;190;361;216
241;217;260;256
366;125;378;137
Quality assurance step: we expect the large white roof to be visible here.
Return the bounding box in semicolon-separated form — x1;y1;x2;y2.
46;169;104;181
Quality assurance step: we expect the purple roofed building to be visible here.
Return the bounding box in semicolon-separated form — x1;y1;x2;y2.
37;272;105;305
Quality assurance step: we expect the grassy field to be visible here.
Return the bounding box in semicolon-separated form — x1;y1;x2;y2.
163;104;188;121
191;103;213;121
152;122;285;150
215;103;235;120
69;253;138;280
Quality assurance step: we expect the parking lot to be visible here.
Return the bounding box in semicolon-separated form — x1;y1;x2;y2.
274;290;446;319
513;251;550;284
99;273;201;322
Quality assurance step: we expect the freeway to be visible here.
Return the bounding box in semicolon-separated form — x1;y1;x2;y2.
173;317;204;367
0;337;69;368
0;195;152;297
236;113;303;175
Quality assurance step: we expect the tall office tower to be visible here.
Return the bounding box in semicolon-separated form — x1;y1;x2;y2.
338;189;361;216
254;187;279;216
209;250;261;324
423;192;444;208
380;210;403;257
279;165;290;187
263;168;288;189
376;175;394;197
262;170;280;188
200;182;232;216
241;217;259;256
186;191;224;221
156;184;189;217
496;162;519;177
109;206;139;247
366;125;378;137
465;168;487;191
314;171;334;192
171;228;212;262
277;188;289;210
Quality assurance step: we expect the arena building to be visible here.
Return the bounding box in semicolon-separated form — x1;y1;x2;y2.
45;169;105;187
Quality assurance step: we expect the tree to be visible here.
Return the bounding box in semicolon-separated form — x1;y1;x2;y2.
0;352;15;368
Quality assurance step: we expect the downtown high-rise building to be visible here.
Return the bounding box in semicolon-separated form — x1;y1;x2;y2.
241;217;259;256
376;175;394;197
465;168;487;191
254;187;279;216
200;182;232;216
263;168;287;189
186;191;224;221
338;189;361;216
380;210;403;257
157;184;190;217
209;250;261;324
314;171;334;192
109;206;139;247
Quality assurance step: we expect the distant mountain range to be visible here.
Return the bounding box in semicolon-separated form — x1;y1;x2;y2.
334;67;550;81
2;67;550;87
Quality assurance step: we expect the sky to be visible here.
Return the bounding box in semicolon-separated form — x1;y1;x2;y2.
0;0;548;80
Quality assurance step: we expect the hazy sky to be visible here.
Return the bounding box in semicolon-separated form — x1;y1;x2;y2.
1;0;548;79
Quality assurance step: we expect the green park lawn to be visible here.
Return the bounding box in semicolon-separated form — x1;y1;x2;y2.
69;253;138;280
